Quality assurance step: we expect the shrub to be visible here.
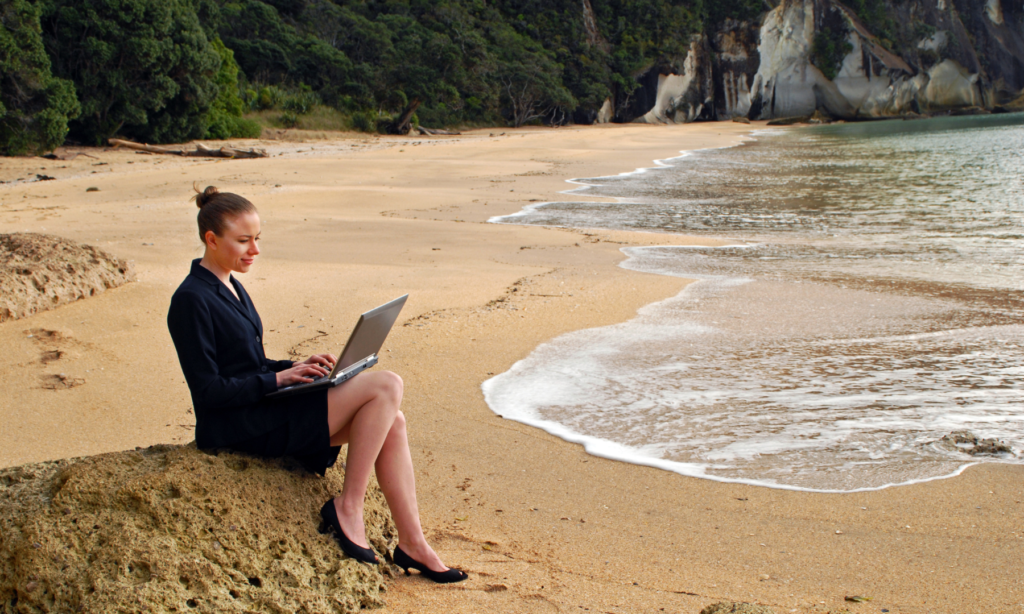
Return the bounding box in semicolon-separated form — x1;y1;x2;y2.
811;30;854;81
207;114;262;139
251;85;285;111
279;111;300;128
350;111;375;132
281;86;319;115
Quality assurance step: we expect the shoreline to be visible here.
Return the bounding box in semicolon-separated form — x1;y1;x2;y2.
485;122;1023;496
2;122;1022;613
488;133;760;226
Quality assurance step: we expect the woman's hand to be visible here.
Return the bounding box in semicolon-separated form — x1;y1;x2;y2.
276;354;337;387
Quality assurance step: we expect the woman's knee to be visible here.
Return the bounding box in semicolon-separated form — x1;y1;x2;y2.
392;409;406;432
376;371;403;404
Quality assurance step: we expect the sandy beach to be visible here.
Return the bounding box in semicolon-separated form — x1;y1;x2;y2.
1;122;1021;614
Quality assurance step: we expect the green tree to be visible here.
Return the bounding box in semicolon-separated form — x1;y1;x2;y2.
39;0;222;145
205;38;262;139
0;0;79;155
214;0;354;105
491;26;575;126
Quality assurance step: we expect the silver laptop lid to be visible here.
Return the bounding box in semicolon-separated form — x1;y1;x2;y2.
331;294;408;374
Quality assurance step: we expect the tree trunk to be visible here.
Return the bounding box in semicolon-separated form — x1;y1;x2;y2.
385;99;421;135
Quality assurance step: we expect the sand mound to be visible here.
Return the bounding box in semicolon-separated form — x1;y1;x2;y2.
0;233;135;323
0;444;396;614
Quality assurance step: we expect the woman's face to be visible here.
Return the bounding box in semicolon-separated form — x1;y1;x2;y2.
206;211;261;273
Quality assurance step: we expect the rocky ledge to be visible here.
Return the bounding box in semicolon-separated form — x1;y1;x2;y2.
0;444;396;614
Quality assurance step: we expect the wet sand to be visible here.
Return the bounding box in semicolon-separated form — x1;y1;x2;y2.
0;123;1021;613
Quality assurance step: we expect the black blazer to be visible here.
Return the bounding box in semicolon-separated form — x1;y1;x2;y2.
167;259;294;448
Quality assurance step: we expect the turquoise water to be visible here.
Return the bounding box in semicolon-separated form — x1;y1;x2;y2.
484;114;1024;492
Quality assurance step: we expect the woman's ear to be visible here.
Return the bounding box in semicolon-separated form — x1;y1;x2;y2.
204;230;219;250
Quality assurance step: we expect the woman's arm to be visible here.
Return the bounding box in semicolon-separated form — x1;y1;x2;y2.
168;290;277;409
265;358;294;372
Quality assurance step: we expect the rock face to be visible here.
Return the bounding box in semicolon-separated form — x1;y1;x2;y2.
0;444;396;614
605;0;1024;122
635;37;716;124
712;20;762;119
746;0;994;119
0;233;135;323
749;0;860;119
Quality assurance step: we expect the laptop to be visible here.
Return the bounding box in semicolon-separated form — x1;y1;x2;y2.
267;294;408;398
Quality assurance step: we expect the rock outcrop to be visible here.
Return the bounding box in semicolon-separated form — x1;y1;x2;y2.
712;20;762;119
635;37;716;124
0;234;135;323
746;0;996;119
602;0;1024;123
0;444;396;614
749;0;859;119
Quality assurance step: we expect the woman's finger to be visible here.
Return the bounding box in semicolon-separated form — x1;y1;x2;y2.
304;364;328;377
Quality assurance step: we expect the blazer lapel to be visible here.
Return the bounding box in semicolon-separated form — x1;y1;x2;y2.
188;259;262;332
233;280;263;334
217;281;261;331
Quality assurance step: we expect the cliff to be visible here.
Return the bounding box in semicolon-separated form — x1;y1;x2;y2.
615;0;1024;123
0;444;396;614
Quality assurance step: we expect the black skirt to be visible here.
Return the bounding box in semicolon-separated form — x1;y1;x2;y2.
225;387;341;475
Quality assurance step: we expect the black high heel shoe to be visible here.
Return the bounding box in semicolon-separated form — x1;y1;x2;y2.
393;546;468;583
319;500;378;564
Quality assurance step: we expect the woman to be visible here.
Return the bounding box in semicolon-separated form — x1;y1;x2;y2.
167;186;466;583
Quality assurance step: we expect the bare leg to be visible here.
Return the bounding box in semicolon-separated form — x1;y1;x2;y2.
374;410;447;571
324;371;448;571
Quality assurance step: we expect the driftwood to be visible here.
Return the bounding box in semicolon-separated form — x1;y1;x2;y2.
416;126;462;136
384;99;421;135
107;139;267;159
40;151;98;161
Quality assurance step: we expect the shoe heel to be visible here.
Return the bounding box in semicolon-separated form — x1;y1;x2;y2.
393;546;413;575
392;546;467;584
320;499;378;564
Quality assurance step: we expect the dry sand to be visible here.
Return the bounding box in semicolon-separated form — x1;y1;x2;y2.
0;122;1021;614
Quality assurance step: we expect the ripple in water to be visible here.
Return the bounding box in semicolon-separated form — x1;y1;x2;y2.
484;114;1024;491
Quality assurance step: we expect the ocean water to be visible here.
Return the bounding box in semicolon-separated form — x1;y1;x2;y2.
483;114;1024;492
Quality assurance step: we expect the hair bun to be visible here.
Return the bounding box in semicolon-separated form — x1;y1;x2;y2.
194;185;219;209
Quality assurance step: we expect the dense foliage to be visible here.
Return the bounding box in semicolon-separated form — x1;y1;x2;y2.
845;0;896;49
209;0;711;126
38;0;223;145
6;0;976;151
206;38;263;139
0;0;79;155
5;0;777;149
